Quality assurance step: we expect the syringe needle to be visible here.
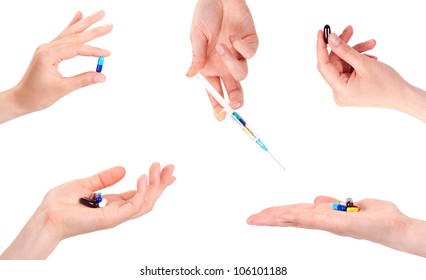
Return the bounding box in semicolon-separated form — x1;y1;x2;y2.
268;151;286;171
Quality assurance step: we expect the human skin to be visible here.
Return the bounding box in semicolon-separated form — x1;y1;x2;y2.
317;25;426;122
247;195;426;257
0;163;176;260
0;10;113;124
187;0;258;120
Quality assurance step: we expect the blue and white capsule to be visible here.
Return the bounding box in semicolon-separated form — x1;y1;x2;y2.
332;203;347;211
96;57;104;73
95;192;102;203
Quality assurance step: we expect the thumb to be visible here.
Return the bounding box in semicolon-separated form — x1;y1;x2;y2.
84;166;126;192
186;29;208;77
328;33;367;70
230;34;259;59
314;195;340;204
63;72;106;92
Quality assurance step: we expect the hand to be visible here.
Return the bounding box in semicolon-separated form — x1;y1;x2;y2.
187;0;259;120
317;25;426;122
0;163;176;259
1;10;113;123
247;195;426;257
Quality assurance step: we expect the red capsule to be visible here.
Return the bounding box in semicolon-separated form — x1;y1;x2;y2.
79;196;99;208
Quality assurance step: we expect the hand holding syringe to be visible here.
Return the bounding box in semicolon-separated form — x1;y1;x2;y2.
195;73;285;171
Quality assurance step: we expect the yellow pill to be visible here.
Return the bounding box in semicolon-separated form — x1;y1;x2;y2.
346;207;359;212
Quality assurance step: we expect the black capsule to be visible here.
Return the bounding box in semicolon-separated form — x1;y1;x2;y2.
346;197;354;207
323;24;331;44
80;196;99;208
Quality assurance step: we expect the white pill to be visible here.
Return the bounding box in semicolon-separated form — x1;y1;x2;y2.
98;198;108;208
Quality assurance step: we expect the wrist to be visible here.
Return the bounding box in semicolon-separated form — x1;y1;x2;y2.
398;84;426;123
0;87;25;124
0;208;62;259
401;217;426;257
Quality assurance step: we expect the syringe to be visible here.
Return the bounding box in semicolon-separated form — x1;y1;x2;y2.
195;73;285;171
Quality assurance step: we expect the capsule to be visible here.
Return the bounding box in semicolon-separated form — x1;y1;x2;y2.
346;197;354;207
95;192;102;203
323;24;331;44
332;203;347;211
79;196;99;208
98;198;108;208
346;207;359;212
96;57;104;73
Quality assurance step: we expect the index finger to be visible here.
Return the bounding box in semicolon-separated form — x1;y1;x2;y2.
54;10;107;41
316;30;341;87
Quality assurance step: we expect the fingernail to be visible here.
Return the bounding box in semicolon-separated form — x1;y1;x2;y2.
101;23;113;29
215;109;226;121
215;44;225;55
93;75;106;83
230;101;241;109
329;33;341;47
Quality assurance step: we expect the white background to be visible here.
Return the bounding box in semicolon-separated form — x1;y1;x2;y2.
0;0;425;278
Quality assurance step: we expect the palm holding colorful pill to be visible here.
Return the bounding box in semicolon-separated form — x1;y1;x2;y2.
247;196;426;257
0;10;112;124
0;163;176;260
187;0;259;121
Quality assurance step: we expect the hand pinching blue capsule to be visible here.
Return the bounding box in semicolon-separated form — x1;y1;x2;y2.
96;57;104;73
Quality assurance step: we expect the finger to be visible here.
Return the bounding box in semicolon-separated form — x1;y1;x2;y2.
328;32;368;71
67;11;83;27
230;34;259;59
314;195;340;204
141;165;174;211
205;76;226;121
247;204;310;226
352;39;376;54
221;75;243;110
148;162;161;187
186;29;208;77
108;175;149;225
338;25;353;44
316;30;341;85
61;72;106;93
365;54;378;60
56;44;111;61
68;23;113;45
52;11;83;41
85;166;126;192
160;164;176;188
216;43;248;81
55;10;107;40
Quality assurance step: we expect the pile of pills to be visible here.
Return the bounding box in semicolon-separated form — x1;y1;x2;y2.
79;192;107;208
332;198;361;212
